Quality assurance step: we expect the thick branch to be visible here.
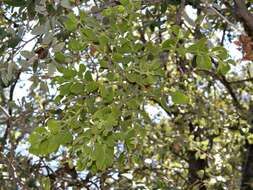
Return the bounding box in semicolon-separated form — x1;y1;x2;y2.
234;0;253;37
0;70;21;152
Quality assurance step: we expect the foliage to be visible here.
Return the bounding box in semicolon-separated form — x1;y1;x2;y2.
1;0;253;189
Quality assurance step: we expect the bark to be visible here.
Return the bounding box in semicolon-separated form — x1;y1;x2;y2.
241;111;253;190
241;141;253;190
233;0;253;37
188;151;207;190
232;1;253;188
218;2;253;188
188;123;208;190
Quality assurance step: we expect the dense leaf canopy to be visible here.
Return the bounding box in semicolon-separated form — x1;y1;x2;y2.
1;0;253;189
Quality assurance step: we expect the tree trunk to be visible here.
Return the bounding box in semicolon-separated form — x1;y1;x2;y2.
241;140;253;189
188;123;208;190
188;150;207;190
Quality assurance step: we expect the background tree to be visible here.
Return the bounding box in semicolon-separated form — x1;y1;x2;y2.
1;0;253;189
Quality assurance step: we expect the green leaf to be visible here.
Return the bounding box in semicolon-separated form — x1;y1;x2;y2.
162;39;177;50
211;46;228;60
99;86;114;103
143;75;157;85
63;68;77;79
7;36;21;48
81;28;96;42
29;144;40;155
47;135;60;153
112;53;123;63
99;60;108;68
29;133;41;147
64;13;78;31
53;42;65;52
56;131;73;145
93;106;112;120
120;0;129;6
32;21;50;35
118;42;132;54
80;11;87;22
161;1;168;13
86;81;99;93
85;71;93;81
79;64;86;73
78;64;86;78
125;128;136;140
55;52;65;63
34;127;47;134
217;62;230;75
68;39;85;52
93;143;112;170
28;127;47;148
93;143;104;160
127;98;140;109
126;72;142;84
47;119;59;134
247;134;253;144
38;139;50;155
116;5;125;13
170;25;184;39
41;177;51;190
70;82;84;94
59;82;72;95
196;55;212;70
98;34;109;49
20;50;33;59
188;38;208;53
4;0;27;7
171;91;189;104
104;146;114;166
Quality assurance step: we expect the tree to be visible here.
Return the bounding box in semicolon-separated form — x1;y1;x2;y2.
1;0;253;189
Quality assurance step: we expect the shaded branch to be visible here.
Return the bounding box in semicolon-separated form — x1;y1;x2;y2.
229;77;253;84
233;0;253;37
0;70;21;152
196;69;243;112
0;105;10;119
176;0;186;25
206;4;244;33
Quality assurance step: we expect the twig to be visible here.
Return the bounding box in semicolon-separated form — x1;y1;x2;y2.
176;0;185;25
220;23;227;46
229;77;253;84
196;69;243;112
206;4;244;34
0;105;10;118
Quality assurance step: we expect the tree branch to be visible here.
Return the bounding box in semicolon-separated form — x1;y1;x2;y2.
0;105;10;119
0;70;21;152
196;69;243;112
229;77;253;84
176;0;186;25
233;0;253;37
